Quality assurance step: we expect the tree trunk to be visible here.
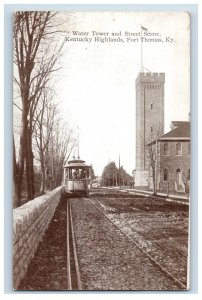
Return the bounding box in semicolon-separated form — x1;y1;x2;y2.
13;136;20;208
15;109;28;207
29;122;35;197
25;126;35;200
25;128;32;200
153;167;156;195
115;174;118;186
40;160;46;194
39;134;46;194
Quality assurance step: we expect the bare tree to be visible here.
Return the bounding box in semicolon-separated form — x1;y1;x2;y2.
32;84;77;194
33;90;56;194
145;125;162;195
47;119;77;189
13;11;69;206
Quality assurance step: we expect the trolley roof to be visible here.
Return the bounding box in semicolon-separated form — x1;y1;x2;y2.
64;159;90;168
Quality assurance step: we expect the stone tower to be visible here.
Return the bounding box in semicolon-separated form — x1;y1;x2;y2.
135;72;165;186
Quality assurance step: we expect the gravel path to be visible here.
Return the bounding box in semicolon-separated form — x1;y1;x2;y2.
71;198;181;290
89;195;189;286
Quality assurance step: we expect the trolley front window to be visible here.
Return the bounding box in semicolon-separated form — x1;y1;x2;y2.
66;167;89;179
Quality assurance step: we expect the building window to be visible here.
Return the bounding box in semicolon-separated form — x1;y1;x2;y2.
151;103;153;110
176;168;181;184
176;143;182;155
188;142;190;155
187;169;190;180
163;169;168;181
163;143;169;155
151;126;153;132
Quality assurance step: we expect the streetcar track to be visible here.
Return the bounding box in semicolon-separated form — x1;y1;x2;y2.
66;199;82;290
66;198;72;289
69;201;82;290
87;198;187;290
17;192;188;291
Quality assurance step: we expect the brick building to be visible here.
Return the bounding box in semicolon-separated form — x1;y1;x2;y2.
158;121;190;193
147;121;190;193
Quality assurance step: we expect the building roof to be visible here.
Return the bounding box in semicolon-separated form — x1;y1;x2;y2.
171;121;190;127
146;121;190;145
159;121;190;140
64;159;90;168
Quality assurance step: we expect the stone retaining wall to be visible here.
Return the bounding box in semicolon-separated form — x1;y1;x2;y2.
13;186;64;289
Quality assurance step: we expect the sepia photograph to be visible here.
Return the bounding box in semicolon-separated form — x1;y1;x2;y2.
12;9;191;291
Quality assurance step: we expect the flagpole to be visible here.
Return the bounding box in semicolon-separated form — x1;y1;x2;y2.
141;25;149;72
141;25;143;72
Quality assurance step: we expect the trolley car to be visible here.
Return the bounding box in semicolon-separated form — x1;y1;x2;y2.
63;158;91;196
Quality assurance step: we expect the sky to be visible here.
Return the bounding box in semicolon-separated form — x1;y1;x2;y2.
42;11;190;175
55;11;190;176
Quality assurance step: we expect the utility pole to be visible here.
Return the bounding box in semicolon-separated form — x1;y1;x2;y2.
119;154;121;189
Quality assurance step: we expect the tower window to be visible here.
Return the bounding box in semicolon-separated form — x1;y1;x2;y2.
163;143;169;155
176;143;182;155
151;126;153;132
151;103;153;110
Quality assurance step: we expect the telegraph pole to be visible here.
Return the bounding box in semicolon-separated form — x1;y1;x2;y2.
119;154;121;189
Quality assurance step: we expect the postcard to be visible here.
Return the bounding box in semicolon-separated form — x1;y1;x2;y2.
13;11;190;291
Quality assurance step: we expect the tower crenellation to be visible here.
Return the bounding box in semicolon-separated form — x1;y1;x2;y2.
136;72;165;85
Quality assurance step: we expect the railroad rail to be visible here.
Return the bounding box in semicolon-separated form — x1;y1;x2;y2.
66;199;82;290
